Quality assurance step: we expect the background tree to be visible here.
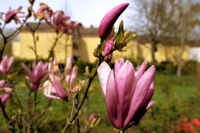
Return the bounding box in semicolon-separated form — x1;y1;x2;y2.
129;0;200;76
129;0;178;65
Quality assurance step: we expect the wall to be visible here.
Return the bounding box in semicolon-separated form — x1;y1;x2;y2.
12;31;190;64
12;31;73;63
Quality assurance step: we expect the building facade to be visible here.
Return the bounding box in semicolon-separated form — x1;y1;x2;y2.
12;23;190;64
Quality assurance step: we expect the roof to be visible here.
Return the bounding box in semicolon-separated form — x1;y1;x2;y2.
22;22;53;31
22;23;99;36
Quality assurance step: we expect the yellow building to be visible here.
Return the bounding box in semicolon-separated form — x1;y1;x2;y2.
12;23;190;64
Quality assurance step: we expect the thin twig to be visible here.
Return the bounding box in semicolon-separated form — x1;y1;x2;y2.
47;31;65;60
0;99;15;133
61;58;102;133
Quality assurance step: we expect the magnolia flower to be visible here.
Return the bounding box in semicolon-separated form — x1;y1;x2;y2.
35;3;53;19
22;61;48;91
43;57;81;100
5;6;25;24
65;56;78;87
43;80;62;100
47;58;70;101
51;11;70;28
61;20;83;34
0;83;13;106
98;3;129;40
0;56;14;74
97;58;156;130
102;38;114;62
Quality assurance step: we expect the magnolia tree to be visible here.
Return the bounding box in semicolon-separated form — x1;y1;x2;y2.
0;1;156;133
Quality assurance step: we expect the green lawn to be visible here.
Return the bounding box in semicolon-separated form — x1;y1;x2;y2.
1;73;199;132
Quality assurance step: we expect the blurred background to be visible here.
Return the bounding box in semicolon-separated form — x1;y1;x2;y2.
1;0;200;132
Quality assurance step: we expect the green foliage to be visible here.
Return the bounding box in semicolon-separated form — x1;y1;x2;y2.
182;60;197;74
0;60;199;132
76;60;96;75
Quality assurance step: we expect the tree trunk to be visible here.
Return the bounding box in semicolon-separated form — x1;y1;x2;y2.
151;42;157;65
176;39;185;77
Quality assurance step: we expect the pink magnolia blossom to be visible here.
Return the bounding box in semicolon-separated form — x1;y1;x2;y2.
1;94;10;106
97;58;155;130
61;20;83;34
22;61;48;91
35;3;53;19
0;83;13;106
0;56;14;74
43;57;81;100
102;38;114;62
5;6;25;24
51;11;70;28
43;80;61;100
65;56;78;86
47;58;70;101
98;3;129;40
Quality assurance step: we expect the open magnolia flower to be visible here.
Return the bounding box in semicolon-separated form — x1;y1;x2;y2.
35;3;53;19
0;80;13;106
5;6;25;24
97;58;156;130
43;57;81;101
0;56;14;74
51;11;70;28
43;80;62;100
22;61;48;91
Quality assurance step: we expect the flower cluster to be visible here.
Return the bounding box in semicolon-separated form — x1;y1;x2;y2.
22;61;48;91
43;56;82;101
35;3;53;20
5;6;25;24
177;117;200;133
51;11;83;34
0;80;13;106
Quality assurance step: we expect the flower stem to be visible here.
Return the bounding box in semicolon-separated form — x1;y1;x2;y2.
62;58;102;133
0;99;15;133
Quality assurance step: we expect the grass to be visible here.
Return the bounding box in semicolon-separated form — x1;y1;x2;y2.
0;72;199;132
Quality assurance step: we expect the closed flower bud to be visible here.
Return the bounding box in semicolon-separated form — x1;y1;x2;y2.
98;3;129;40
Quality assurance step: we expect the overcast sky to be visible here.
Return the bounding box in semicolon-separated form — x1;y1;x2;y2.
0;0;132;29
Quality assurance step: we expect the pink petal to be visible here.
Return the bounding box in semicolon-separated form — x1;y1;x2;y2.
4;87;13;93
135;60;148;80
49;74;68;100
115;60;135;128
140;82;155;108
65;56;73;85
52;11;63;26
21;63;34;82
124;65;155;127
43;80;61;100
114;57;125;75
6;56;14;71
1;94;10;105
105;70;118;128
146;101;155;109
97;62;111;96
70;66;78;86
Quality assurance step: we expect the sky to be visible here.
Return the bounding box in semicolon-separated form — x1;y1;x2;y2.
0;0;132;29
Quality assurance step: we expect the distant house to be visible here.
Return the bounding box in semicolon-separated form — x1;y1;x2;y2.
12;23;190;64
